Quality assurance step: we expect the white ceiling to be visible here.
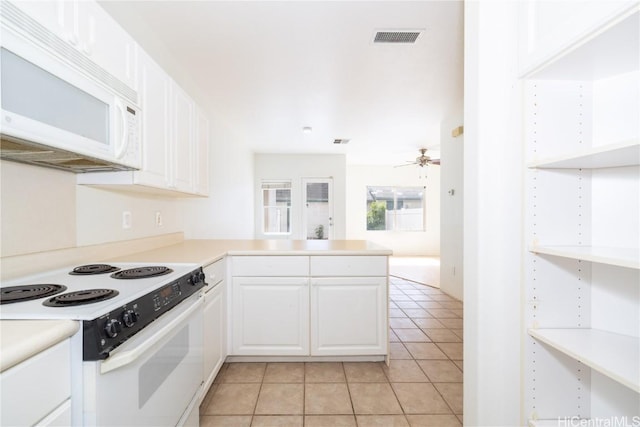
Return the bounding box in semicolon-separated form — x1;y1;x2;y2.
100;1;463;165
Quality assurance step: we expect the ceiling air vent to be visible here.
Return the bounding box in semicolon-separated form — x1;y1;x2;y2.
333;139;350;145
373;30;421;44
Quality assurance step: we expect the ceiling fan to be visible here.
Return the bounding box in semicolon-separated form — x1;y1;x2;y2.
394;148;440;168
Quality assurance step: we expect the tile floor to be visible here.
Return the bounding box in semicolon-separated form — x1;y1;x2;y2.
200;276;463;427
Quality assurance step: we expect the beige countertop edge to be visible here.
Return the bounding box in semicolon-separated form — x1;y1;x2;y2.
0;320;79;373
226;249;393;256
106;240;392;266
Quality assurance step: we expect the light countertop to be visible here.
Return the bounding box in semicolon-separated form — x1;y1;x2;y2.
0;320;79;373
0;239;389;370
106;239;392;266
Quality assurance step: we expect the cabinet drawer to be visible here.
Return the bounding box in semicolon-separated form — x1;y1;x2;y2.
310;256;387;277
204;258;226;289
231;256;309;277
0;339;71;426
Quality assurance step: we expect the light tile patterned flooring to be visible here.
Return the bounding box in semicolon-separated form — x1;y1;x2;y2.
200;276;463;427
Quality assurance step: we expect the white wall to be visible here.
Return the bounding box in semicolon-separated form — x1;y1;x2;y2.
0;160;184;257
1;118;256;258
182;121;255;239
1;160;76;256
345;164;440;256
439;115;464;301
76;186;183;247
253;153;346;240
463;1;523;426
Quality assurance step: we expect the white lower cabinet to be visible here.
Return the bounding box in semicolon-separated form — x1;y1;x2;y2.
310;277;388;356
203;282;225;391
202;260;226;396
232;277;310;355
0;339;71;426
229;255;389;358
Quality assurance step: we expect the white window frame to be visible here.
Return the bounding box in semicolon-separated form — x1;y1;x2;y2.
366;186;426;232
262;180;292;235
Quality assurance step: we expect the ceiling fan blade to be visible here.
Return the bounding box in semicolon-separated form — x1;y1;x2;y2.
430;159;440;165
393;163;417;168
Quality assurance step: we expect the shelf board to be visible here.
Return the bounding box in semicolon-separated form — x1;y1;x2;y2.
529;245;640;269
528;140;640;169
522;6;639;80
529;328;640;393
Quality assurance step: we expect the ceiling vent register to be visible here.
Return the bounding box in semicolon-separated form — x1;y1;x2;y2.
373;31;421;44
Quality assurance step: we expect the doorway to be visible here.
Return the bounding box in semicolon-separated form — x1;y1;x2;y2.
302;178;333;240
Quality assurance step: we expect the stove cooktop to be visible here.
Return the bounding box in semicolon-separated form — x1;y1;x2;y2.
0;262;200;321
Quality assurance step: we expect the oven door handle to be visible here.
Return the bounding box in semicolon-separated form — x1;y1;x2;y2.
100;296;203;374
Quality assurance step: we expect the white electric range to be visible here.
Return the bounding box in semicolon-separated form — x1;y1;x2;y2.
0;262;206;426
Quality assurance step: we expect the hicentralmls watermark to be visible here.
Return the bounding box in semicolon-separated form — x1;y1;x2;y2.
558;417;640;427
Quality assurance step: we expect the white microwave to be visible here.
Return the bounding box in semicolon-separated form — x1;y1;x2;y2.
0;7;141;172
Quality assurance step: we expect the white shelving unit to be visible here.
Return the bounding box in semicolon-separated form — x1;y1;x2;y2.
528;139;640;169
528;328;640;393
521;1;640;423
529;245;640;270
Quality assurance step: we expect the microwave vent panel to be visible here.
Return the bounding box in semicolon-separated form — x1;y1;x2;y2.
0;1;138;105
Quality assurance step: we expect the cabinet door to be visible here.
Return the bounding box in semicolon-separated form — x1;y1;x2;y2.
194;107;210;196
310;277;388;356
172;84;194;193
9;1;62;39
11;1;137;90
232;277;309;355
203;282;225;390
81;1;137;89
0;340;71;426
136;51;170;188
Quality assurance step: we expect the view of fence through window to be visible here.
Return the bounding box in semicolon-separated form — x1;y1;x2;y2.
262;181;291;234
366;186;425;231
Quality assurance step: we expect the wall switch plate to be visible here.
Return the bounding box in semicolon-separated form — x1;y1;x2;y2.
122;211;132;229
155;211;163;227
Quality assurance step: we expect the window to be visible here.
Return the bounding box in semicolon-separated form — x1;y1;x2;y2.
262;181;291;234
366;186;425;231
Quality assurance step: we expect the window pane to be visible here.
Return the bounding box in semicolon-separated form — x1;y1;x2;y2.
366;186;391;230
262;181;291;234
395;187;424;231
366;186;425;231
306;182;330;240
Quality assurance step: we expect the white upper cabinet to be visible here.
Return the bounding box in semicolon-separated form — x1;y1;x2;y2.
171;83;195;193
10;0;137;91
195;108;210;196
67;0;210;197
80;1;137;90
136;50;171;189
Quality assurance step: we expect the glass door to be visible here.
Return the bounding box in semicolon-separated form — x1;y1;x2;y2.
302;178;333;240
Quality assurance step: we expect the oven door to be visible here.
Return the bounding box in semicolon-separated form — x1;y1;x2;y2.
82;293;203;427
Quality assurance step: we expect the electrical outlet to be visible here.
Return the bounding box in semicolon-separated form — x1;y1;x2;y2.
122;211;132;229
155;211;163;227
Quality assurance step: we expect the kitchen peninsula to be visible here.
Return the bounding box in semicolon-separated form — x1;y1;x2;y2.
108;239;392;361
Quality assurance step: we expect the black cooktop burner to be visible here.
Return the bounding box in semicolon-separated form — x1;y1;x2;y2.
111;266;173;280
43;289;119;307
69;264;120;275
0;284;67;305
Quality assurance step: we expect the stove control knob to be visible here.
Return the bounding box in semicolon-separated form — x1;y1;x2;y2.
104;318;122;338
122;310;139;328
189;272;205;286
